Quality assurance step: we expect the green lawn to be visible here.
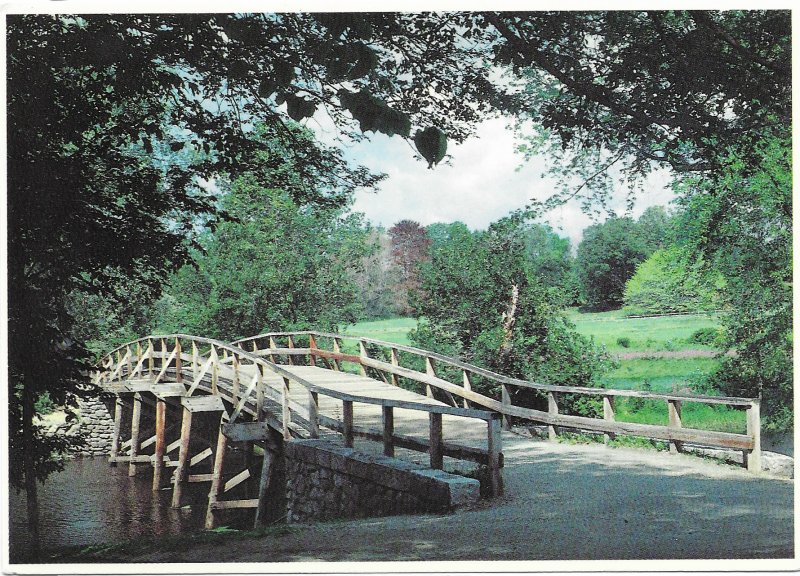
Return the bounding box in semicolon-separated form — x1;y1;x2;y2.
342;313;734;431
341;317;417;346
566;308;721;353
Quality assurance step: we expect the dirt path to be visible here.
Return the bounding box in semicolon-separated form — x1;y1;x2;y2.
120;431;793;564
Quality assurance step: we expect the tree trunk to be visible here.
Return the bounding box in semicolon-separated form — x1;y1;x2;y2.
22;381;40;558
499;283;519;360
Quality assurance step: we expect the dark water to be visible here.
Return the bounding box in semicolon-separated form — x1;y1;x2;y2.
8;457;216;562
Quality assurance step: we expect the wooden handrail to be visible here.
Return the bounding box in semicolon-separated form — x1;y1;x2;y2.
96;333;505;493
230;330;762;470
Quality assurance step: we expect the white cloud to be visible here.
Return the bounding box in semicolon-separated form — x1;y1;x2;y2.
324;118;676;248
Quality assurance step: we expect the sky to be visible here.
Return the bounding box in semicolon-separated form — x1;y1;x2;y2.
318;117;677;249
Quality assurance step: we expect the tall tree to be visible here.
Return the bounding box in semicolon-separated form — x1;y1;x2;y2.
388;220;432;316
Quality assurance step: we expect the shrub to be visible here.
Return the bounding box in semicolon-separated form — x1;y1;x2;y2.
616;336;631;348
689;327;721;346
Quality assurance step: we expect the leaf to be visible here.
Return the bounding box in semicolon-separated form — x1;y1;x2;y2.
413;127;447;168
285;94;317;121
338;89;410;138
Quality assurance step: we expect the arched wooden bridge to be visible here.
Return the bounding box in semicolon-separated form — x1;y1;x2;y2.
93;331;762;528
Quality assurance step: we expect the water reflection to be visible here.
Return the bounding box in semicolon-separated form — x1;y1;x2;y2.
8;457;215;562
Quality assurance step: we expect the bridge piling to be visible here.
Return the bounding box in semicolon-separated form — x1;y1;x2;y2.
171;406;193;508
152;397;166;491
128;393;142;477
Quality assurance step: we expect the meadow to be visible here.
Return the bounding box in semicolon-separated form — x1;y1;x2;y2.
343;311;744;433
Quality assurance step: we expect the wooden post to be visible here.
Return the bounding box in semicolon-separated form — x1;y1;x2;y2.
308;390;319;438
192;342;199;384
746;400;762;472
160;338;167;374
425;357;435;398
487;415;503;497
171;407;193;508
462;370;472;409
268;337;278;365
382;406;394;457
429;412;443;469
110;396;124;463
152;397;167;491
281;377;291;441
342;400;354;448
603;395;616;444
253;448;274;528
231;355;240;406
332;338;343;371
135;342;142;376
668;399;683;454
501;384;512;431
205;416;228;529
390;348;400;387
358;341;368;376
309;335;318;367
147;340;155;380
128;393;142;476
126;346;132;378
287;335;296;366
547;392;559;440
174;338;182;383
211;345;219;395
255;364;265;422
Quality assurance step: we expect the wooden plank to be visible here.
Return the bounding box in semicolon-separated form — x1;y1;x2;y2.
603;396;616;444
190;447;213;467
222;421;271;442
210;499;260;510
668;399;683;454
182;395;225;413
188;473;214;483
308;390;319;438
152;382;187;398
487;416;503;497
501;384;512;430
224;468;251;493
548;392;559;440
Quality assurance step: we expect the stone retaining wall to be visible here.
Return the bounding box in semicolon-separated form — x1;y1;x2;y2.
285;439;480;523
45;396;116;457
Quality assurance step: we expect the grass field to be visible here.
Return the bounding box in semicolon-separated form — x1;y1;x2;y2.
566;308;721;353
343;312;735;431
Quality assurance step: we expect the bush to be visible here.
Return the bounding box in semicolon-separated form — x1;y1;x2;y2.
688;327;721;346
616;336;631;348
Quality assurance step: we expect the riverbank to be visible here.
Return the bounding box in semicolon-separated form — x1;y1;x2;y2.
35;432;794;566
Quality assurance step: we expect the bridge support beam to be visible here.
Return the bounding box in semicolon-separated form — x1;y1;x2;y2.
152;397;167;491
205;414;229;529
109;396;124;464
171;406;193;508
128;393;143;476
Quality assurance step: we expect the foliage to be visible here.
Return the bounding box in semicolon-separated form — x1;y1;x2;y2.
616;337;631;349
575;217;651;310
159;176;373;341
411;217;614;415
493;10;791;208
520;223;580;305
388;220;432;316
622;246;723;316
688;328;723;347
675;133;792;432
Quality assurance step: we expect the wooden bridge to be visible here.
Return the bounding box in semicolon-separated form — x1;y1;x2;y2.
93;331;762;528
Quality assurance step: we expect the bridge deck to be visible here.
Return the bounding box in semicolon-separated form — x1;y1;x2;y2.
275;365;490;449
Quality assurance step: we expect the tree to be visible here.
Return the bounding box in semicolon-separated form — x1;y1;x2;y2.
160;176;373;340
485;11;790;205
8;13;508;554
622;246;722;316
352;229;402;320
412;218;613;412
675;134;792;432
387;220;432;316
575;217;650;310
520;223;579;305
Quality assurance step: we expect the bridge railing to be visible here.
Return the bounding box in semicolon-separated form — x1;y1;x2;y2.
232;331;761;472
94;334;504;496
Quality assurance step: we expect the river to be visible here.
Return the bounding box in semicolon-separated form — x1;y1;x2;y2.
8;457;225;562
